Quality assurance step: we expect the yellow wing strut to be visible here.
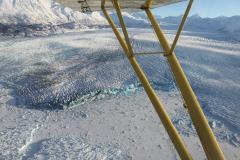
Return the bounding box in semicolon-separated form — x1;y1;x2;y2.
102;1;192;159
101;0;225;159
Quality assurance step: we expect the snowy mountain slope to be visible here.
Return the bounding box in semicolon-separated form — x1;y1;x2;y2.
0;0;239;39
160;15;240;41
161;15;240;34
0;0;106;25
0;0;107;36
109;12;240;40
109;12;150;27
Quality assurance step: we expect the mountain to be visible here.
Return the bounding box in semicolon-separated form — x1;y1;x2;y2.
188;16;240;33
111;12;240;40
0;0;107;36
0;0;106;25
109;12;150;27
0;0;240;39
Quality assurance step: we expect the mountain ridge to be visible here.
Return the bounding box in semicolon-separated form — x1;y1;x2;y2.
0;0;239;39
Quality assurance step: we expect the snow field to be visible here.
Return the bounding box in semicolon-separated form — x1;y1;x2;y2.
0;28;240;159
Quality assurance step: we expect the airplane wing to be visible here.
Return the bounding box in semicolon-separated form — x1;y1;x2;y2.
55;0;185;12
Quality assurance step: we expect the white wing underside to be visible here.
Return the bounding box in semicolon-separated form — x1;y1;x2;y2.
55;0;185;11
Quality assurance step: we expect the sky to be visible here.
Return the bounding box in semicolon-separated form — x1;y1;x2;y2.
153;0;240;18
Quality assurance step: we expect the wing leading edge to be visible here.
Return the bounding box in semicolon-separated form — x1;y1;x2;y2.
55;0;185;12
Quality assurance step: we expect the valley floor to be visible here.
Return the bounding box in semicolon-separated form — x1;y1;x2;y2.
0;28;240;159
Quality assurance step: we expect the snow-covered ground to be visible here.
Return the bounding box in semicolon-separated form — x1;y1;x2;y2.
0;27;240;159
